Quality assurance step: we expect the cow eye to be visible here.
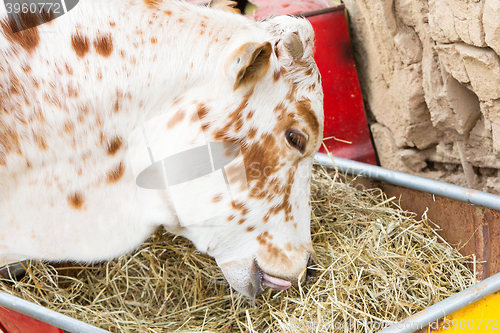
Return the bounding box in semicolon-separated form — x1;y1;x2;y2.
285;129;306;154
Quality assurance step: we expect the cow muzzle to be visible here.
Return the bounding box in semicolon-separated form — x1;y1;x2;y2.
218;253;317;298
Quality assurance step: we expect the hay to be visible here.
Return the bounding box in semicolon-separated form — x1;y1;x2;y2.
0;166;476;332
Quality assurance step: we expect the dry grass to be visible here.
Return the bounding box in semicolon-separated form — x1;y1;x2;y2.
0;166;475;332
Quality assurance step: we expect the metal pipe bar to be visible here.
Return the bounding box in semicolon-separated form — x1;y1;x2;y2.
378;272;500;333
0;291;110;333
314;153;500;211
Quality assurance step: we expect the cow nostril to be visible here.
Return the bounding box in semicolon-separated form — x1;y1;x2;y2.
305;256;317;281
305;266;316;281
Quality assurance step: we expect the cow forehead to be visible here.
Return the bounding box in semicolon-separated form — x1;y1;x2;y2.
208;20;323;221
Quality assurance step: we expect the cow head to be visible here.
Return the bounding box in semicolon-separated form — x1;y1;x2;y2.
129;15;323;298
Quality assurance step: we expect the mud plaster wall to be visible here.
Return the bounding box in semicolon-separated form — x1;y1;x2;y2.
343;0;500;194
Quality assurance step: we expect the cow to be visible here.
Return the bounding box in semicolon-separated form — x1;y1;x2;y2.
0;0;324;298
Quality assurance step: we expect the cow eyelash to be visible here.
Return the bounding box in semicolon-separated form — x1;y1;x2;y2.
285;129;306;154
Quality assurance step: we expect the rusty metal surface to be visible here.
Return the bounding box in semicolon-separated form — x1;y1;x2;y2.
352;178;500;281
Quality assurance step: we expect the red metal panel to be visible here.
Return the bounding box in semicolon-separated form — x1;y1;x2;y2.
0;307;63;333
306;8;376;164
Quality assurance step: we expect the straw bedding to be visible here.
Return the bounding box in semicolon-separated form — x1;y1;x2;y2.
0;165;475;332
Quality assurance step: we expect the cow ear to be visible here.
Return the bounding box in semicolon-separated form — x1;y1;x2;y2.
208;0;240;13
229;42;272;91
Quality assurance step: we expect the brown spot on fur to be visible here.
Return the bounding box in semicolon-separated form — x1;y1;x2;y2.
67;192;84;210
231;201;249;216
71;33;90;58
34;133;48;150
43;92;62;108
246;226;255;232
164;10;172;15
212;193;223;203
296;98;319;134
274;102;286;114
64;121;74;134
37;7;56;24
227;215;235;222
77;104;89;122
196;103;209;120
263;213;270;224
269;192;293;220
273;70;281;82
166;110;186;129
256;234;267;245
8;76;21;95
113;100;120;113
266;243;291;265
106;162;125;183
144;0;161;9
107;137;123;155
284;242;292;251
257;233;291;265
212;89;253;139
95;115;103;128
94;34;113;57
65;64;73;75
151;37;157;44
253;148;296;221
172;96;183;105
248;127;257;140
286;83;297;102
110;22;116;27
242;133;279;186
1;17;40;53
67;85;78;98
234;89;253;117
201;122;210;132
0;128;21;165
238;218;246;225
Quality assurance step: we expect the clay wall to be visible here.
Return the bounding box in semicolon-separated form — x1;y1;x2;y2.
343;0;500;193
